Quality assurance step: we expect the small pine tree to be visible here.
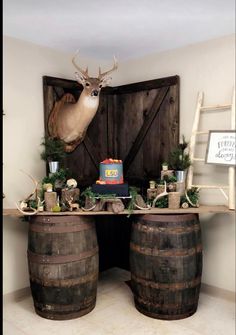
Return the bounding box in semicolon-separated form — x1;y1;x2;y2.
169;135;191;170
40;137;66;162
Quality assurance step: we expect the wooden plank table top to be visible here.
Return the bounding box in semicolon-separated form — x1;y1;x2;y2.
3;206;235;217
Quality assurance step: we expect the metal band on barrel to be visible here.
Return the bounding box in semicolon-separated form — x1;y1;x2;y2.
27;247;98;264
134;222;200;234
130;242;202;257
137;213;198;222
29;222;93;233
131;273;201;290
30;272;98;287
34;296;95;312
135;295;199;309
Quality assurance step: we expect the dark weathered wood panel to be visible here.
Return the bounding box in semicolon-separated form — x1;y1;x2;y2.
107;94;118;158
114;76;179;94
143;85;179;180
123;87;169;175
116;91;145;174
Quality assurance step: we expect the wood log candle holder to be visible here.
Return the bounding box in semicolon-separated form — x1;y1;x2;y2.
44;191;57;211
161;170;174;180
168;192;181;209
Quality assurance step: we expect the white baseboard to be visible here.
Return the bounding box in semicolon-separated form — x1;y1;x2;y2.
201;283;235;302
3;287;31;304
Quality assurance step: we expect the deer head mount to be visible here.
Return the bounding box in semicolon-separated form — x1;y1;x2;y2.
48;52;118;153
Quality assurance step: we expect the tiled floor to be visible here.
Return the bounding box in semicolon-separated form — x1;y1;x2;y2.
3;268;235;335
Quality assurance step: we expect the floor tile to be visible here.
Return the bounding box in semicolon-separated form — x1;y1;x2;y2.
3;320;27;335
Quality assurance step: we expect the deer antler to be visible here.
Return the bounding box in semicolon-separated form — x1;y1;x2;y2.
16;197;41;216
72;50;89;78
19;170;39;201
98;56;118;80
152;182;168;208
81;204;97;211
185;190;200;208
15;170;40;215
135;203;151;210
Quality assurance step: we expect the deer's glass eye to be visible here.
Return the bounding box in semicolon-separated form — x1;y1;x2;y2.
99;84;103;88
85;82;90;87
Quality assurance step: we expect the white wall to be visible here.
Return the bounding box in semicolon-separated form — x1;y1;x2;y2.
3;36;107;209
3;37;71;294
3;34;235;294
2;36;116;294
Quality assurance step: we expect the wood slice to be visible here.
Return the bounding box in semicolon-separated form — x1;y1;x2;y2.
135;194;148;208
161;170;174;180
147;189;158;200
107;199;125;214
84;196;96;210
61;188;80;204
167;182;177;192
92;199;105;212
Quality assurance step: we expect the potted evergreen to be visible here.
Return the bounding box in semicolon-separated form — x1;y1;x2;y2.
168;135;191;182
40;136;66;173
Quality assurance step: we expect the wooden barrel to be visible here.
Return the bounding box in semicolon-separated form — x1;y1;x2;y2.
28;215;99;320
130;214;202;320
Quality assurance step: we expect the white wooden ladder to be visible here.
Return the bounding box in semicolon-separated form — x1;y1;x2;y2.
186;89;235;209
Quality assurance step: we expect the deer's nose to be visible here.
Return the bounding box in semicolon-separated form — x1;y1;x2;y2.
91;90;99;96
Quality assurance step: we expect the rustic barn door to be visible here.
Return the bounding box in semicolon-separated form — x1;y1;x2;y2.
43;75;179;271
113;76;179;190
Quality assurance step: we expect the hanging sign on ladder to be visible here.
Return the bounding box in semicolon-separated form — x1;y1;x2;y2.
205;130;236;166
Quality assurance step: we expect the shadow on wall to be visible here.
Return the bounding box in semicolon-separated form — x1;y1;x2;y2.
200;212;235;291
200;213;235;250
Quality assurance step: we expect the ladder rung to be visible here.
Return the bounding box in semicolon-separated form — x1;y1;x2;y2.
193;158;205;161
191;185;229;189
194;131;209;135
200;104;231;111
